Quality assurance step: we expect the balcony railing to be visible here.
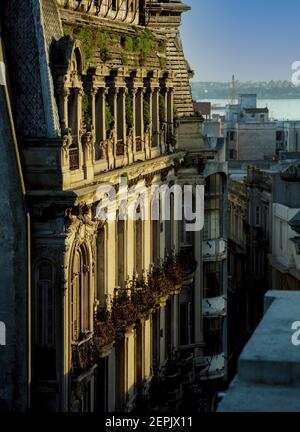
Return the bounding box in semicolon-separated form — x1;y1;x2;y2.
199;353;226;380
69;147;80;170
203;296;226;317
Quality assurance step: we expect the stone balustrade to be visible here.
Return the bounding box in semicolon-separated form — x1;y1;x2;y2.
55;0;140;25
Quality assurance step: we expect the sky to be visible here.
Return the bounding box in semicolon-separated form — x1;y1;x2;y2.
181;0;300;82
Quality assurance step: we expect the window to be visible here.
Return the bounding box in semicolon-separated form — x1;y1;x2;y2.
35;261;56;380
180;302;190;346
112;0;117;11
135;322;144;391
36;261;55;347
135;206;144;276
151;188;161;264
204;174;224;240
203;318;223;357
97;226;107;303
116;219;126;287
204;208;220;240
165;193;174;255
71;246;91;342
203;262;223;298
279;220;284;250
152;219;160;265
255;206;261;227
276;131;283;141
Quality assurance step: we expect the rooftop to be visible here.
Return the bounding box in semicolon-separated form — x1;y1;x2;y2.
219;291;300;412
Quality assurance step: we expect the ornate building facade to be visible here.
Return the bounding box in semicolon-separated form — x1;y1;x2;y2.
0;0;227;412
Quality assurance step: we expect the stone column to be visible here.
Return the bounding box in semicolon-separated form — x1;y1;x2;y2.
95;88;105;159
160;90;168;154
57;86;69;132
121;88;127;145
82;131;94;181
152;88;159;148
116;88;126;158
167;88;174;151
77;88;84;168
135;88;144;155
58;87;72;184
144;89;152;159
167;89;174;133
130;88;137;162
76;87;83;138
108;88;117;154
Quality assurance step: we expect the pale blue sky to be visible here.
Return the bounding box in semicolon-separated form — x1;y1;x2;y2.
181;0;300;82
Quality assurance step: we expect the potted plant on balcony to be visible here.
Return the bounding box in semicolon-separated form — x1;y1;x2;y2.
112;289;137;332
131;276;156;320
163;254;183;295
94;306;116;357
148;266;172;305
71;336;95;376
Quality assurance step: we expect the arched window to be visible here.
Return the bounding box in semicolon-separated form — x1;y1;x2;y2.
71;245;91;342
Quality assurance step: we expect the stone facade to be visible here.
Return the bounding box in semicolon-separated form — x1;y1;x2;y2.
0;0;228;412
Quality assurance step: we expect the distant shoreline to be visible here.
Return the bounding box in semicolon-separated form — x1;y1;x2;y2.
195;98;300;121
196;97;300;100
191;81;300;101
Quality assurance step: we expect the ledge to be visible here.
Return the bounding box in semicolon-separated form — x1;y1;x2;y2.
219;291;300;412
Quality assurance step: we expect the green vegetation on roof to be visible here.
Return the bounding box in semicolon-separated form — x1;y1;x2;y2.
63;23;166;66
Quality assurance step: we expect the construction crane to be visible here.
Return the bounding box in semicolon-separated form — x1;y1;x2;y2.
230;74;238;105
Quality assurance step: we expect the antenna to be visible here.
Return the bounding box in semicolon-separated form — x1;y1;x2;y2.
230;74;237;105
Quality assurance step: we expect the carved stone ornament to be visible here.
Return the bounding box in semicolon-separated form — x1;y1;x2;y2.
64;204;103;257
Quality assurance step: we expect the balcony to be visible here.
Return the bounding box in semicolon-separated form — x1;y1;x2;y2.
71;334;95;376
203;239;227;261
203;296;227;318
94;307;116;358
199;353;226;381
